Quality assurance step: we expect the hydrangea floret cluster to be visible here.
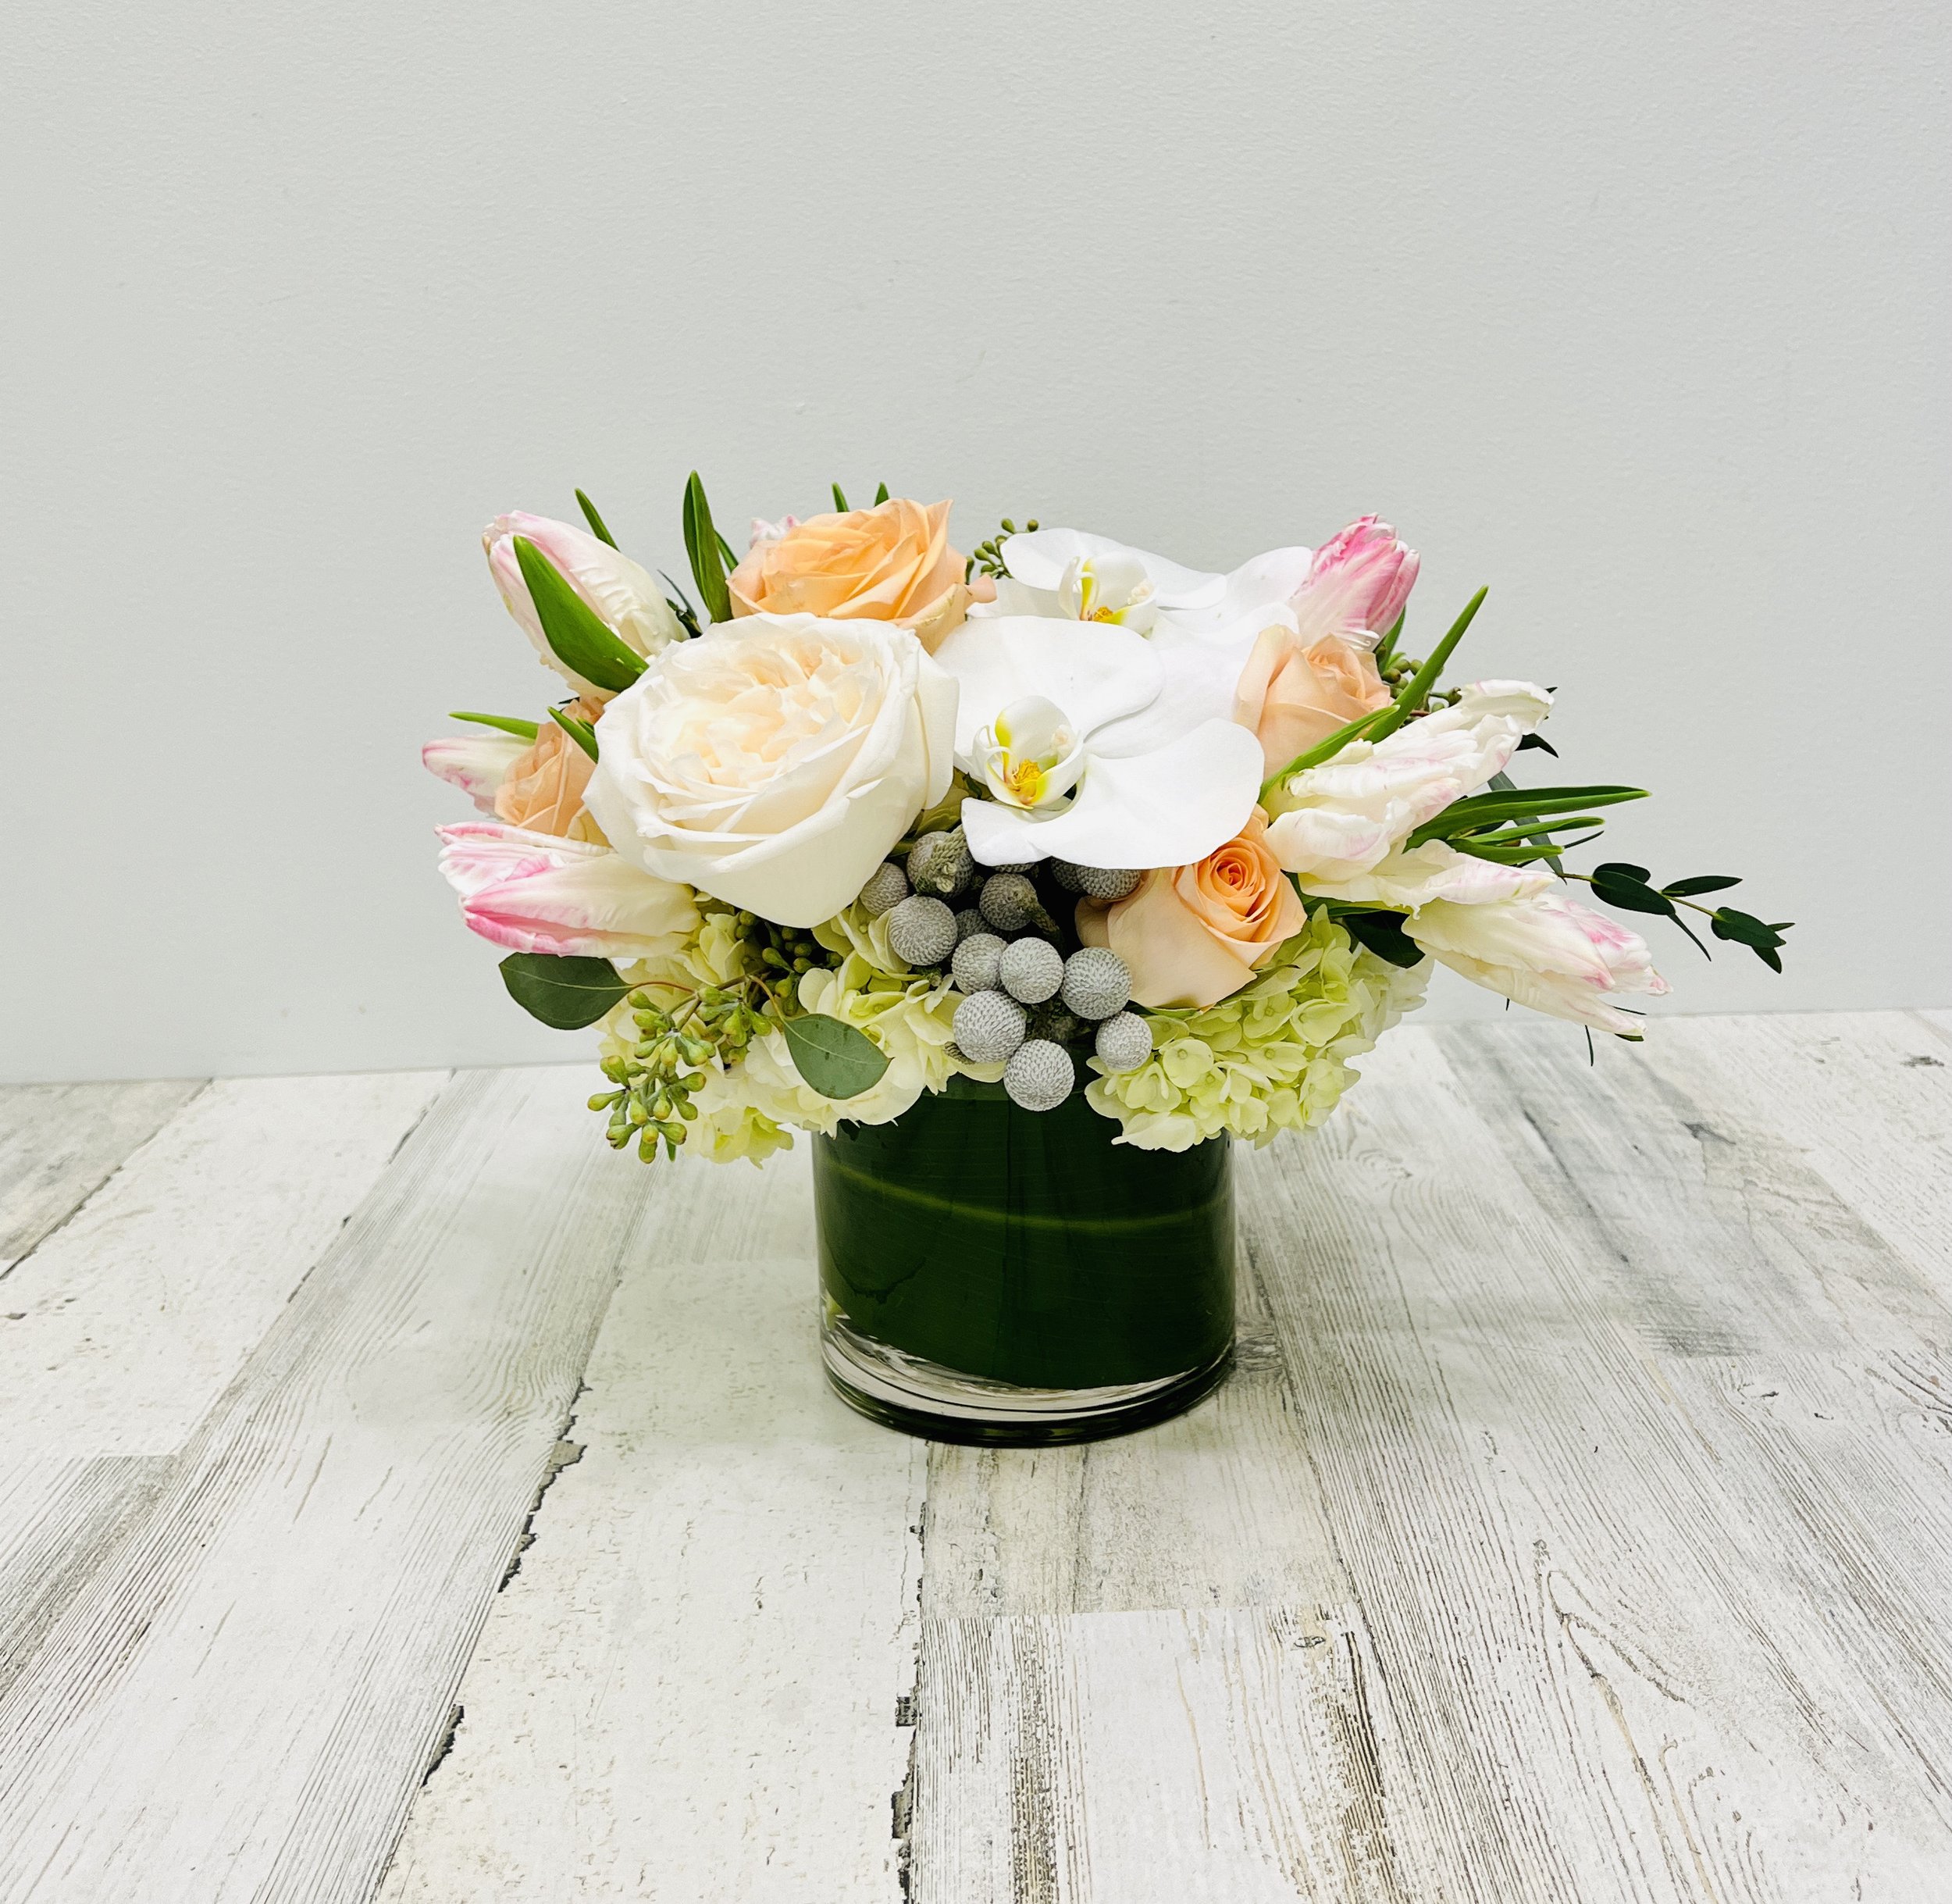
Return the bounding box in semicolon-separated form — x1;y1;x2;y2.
425;475;1790;1161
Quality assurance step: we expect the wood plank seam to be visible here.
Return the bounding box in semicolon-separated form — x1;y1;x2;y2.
0;1081;212;1285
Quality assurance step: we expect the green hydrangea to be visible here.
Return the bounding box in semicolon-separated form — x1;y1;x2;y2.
1085;911;1428;1150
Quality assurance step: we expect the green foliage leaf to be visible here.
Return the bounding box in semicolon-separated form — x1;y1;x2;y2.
832;483;850;512
1369;586;1487;736
1590;872;1675;918
682;472;732;623
499;954;628;1029
782;1013;891;1100
575;488;618;547
1594;861;1651;884
1406;786;1647;849
1371;608;1404;674
1259;703;1397;802
548;707;599;760
1516;732;1558;757
1710;907;1791;950
1338;909;1426;968
873;481;890;505
450;710;540;740
1662;874;1740;897
512;537;647;693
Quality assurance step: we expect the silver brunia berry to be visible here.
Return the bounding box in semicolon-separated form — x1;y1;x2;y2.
857;860;909;918
1059;947;1132;1020
953;989;1027;1063
1093;1011;1152;1074
1004;1039;1074;1111
998;936;1064;1004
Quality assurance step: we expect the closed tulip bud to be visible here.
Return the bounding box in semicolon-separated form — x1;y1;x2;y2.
1294;516;1420;647
483;511;682;697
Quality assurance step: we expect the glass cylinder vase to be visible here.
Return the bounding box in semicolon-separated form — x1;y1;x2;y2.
813;1079;1235;1445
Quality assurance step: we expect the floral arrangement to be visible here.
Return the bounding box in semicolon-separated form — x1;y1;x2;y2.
425;480;1790;1163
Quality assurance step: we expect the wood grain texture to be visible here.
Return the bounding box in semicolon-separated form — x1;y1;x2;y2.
1;1071;449;1459
3;1016;1950;1902
0;1067;648;1904
0;1079;205;1275
376;1145;927;1904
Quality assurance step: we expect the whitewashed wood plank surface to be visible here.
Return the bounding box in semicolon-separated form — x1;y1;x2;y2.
0;1068;648;1904
0;1071;449;1459
376;1144;926;1904
0;1078;205;1275
2;1015;1950;1903
1637;1011;1952;1293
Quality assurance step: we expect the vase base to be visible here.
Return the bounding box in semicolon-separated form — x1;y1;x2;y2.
820;1314;1234;1446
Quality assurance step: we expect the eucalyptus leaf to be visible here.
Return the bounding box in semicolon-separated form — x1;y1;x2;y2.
682;472;732;623
512;537;647;693
450;710;540;740
782;1013;890;1100
499;954;629;1029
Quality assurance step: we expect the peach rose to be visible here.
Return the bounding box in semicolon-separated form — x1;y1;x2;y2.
726;498;976;653
493;699;606;843
1078;808;1307;1008
1232;624;1392;779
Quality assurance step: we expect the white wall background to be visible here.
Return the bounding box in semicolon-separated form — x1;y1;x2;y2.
3;1;1946;1083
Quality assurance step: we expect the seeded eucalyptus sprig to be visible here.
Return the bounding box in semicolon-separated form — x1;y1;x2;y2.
968;516;1041;581
590;981;773;1161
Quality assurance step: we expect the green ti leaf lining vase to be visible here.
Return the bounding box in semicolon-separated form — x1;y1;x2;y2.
814;1078;1235;1445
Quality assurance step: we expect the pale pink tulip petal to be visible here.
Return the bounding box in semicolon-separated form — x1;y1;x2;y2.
435;823;698;962
422;731;529;814
1406;890;1669;1034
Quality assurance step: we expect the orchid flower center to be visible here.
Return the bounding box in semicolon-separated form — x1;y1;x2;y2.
1060;553;1157;632
975;695;1086;813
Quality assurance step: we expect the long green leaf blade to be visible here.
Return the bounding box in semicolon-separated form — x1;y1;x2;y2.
512;538;647;693
1259;704;1398;804
575;489;618;547
1405;785;1647;847
1368;586;1487;737
682;472;732;623
832;483;850;512
548;707;599;760
450;710;540;740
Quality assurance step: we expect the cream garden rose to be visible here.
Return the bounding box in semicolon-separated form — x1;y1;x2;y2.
582;614;956;928
727;498;978;652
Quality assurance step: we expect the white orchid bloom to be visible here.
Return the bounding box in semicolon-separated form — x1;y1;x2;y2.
1266;681;1555;894
933;615;1265;870
987;527;1316;636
